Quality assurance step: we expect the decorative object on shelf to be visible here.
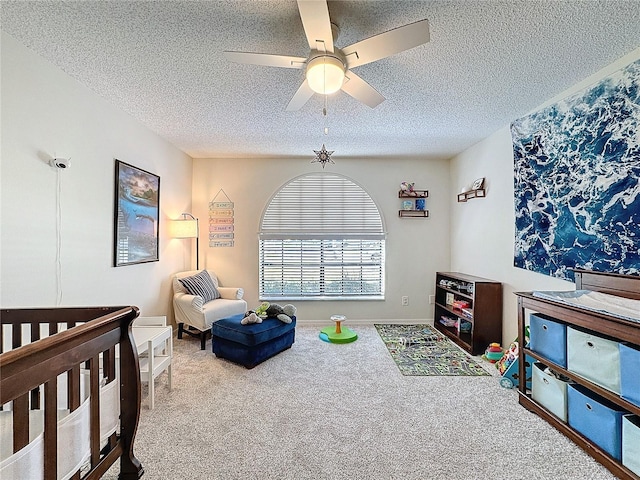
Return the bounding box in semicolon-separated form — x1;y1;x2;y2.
113;159;160;267
400;181;415;193
398;187;429;217
209;189;234;247
445;292;454;305
472;177;485;190
311;144;335;168
170;213;199;269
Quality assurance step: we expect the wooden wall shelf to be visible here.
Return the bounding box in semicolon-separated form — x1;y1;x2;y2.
398;189;429;218
398;190;429;198
398;210;429;218
457;188;485;202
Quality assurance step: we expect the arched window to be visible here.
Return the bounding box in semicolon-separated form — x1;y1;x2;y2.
259;173;386;300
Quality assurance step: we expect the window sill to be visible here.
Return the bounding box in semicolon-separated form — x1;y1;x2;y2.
260;296;385;302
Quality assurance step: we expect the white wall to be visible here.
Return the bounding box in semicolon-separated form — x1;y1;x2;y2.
449;47;640;343
6;26;634;332
1;32;194;321
192;156;451;323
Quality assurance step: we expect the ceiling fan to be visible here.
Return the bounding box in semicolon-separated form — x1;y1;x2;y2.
223;0;430;111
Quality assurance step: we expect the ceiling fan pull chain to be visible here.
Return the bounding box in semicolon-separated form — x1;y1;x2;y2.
323;92;329;135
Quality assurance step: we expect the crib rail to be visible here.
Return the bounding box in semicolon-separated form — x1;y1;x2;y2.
0;306;144;480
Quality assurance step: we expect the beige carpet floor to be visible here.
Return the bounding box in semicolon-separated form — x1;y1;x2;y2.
106;325;615;479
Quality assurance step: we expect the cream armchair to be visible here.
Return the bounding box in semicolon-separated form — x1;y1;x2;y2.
172;270;247;349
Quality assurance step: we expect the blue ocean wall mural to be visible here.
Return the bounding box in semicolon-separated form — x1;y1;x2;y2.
510;58;640;281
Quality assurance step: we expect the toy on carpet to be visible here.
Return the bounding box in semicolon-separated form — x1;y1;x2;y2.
496;342;519;375
319;314;358;344
241;302;296;325
483;342;504;363
497;326;534;389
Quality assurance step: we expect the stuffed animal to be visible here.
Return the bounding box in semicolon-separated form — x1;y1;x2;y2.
255;301;270;319
241;302;270;325
241;302;296;325
241;310;262;325
265;303;296;324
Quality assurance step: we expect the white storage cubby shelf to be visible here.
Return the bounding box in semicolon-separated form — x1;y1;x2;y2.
515;269;640;480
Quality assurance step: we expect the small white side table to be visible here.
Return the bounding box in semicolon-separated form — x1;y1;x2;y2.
132;326;173;409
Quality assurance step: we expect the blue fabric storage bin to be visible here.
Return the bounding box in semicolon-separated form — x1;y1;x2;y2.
567;384;627;460
622;415;640;476
619;343;640;408
529;313;567;367
567;326;621;394
532;362;571;422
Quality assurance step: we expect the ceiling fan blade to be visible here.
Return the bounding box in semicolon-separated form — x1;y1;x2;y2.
297;0;334;53
342;19;430;69
223;51;306;69
286;80;315;111
340;71;385;108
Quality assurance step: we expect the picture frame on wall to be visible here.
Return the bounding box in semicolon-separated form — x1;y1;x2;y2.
113;159;160;267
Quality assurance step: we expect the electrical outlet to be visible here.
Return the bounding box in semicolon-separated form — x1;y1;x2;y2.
402;296;409;306
429;295;435;304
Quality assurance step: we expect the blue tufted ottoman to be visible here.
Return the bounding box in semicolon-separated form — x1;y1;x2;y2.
211;313;296;368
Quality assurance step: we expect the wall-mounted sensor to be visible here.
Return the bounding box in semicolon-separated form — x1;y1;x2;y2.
50;158;70;169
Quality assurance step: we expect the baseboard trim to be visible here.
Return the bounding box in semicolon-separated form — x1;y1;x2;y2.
297;318;434;327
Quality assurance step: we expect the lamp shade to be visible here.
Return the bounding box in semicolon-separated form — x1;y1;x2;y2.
306;55;345;95
170;219;198;238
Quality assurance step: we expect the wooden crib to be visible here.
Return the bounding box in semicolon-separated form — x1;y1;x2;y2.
0;306;144;479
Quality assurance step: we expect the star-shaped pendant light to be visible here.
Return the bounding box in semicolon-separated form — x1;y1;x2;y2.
311;144;335;169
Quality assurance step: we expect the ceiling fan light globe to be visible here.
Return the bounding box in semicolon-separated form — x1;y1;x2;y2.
306;56;345;95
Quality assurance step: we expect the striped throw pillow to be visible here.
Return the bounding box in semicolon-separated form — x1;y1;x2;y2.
178;271;220;303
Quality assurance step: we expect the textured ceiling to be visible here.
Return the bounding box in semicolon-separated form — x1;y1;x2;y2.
1;1;639;160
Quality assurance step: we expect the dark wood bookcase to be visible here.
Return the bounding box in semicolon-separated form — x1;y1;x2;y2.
433;272;502;355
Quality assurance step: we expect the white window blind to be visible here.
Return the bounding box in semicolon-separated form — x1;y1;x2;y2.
259;173;385;299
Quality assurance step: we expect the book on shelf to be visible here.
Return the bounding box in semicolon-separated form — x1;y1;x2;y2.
452;300;470;310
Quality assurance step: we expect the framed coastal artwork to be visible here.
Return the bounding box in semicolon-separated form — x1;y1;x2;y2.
113;160;160;266
510;58;640;280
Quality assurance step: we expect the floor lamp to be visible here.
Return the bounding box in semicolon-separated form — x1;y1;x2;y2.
171;213;199;270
